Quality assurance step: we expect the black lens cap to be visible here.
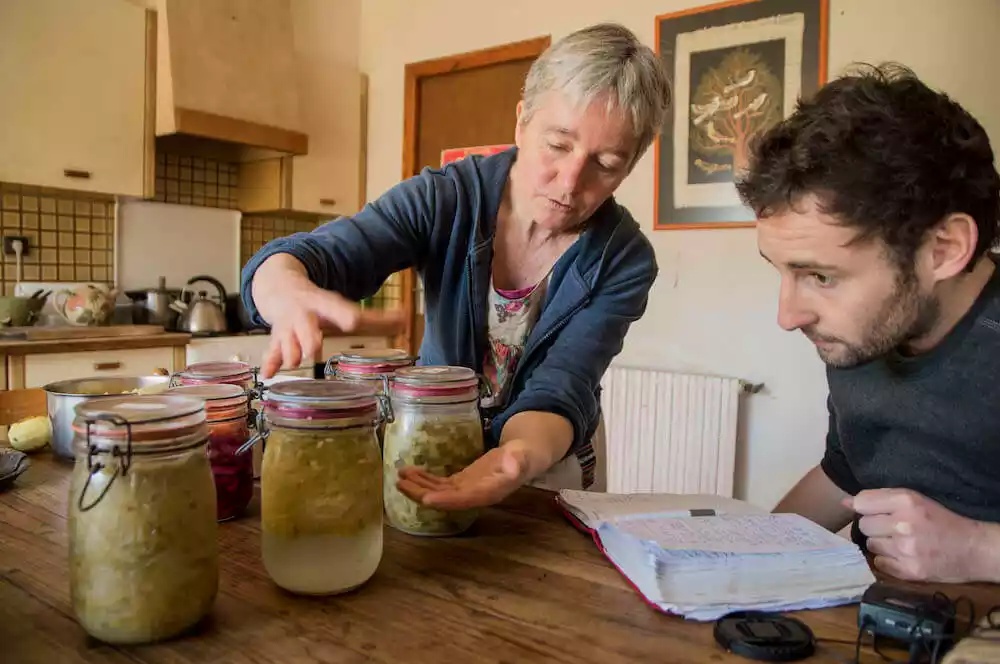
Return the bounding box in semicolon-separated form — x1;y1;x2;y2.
714;611;816;661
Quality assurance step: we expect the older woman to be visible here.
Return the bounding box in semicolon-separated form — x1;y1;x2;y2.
241;23;670;510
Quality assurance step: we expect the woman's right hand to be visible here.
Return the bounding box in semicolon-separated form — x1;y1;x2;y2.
251;254;406;378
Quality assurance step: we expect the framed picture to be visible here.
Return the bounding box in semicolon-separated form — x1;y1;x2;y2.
654;0;828;230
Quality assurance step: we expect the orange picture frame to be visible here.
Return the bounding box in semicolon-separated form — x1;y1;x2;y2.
653;0;829;230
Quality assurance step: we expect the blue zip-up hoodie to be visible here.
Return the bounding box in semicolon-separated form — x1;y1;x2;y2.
241;147;658;456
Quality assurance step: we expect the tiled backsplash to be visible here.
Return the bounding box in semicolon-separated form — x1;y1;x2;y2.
240;215;404;309
0;182;115;296
0;180;403;308
153;152;240;209
240;215;321;267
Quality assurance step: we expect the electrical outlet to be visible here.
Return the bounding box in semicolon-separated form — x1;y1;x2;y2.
2;235;30;256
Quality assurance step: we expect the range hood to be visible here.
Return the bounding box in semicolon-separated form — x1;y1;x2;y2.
151;0;308;155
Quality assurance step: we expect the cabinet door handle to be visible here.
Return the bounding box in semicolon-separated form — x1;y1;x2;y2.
94;361;122;371
319;198;337;207
64;168;92;180
349;344;365;349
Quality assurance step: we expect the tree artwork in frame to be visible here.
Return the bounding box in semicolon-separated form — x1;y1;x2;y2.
654;0;828;230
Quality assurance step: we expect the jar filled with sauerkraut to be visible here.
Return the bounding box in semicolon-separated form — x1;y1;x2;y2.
167;383;256;522
260;379;387;595
69;395;218;646
383;366;484;536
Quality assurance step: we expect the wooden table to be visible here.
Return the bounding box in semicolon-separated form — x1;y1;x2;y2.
2;453;998;664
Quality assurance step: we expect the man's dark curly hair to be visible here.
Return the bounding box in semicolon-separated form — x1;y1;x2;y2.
736;62;999;272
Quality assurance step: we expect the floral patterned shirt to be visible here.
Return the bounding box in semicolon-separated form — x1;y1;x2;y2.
481;275;596;488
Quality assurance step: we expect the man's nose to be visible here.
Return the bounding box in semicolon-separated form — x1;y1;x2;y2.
777;283;817;331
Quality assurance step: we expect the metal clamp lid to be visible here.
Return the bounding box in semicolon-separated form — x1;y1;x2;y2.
235;407;268;456
76;410;206;512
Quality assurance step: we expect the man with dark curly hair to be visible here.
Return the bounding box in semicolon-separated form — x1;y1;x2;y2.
736;63;1000;584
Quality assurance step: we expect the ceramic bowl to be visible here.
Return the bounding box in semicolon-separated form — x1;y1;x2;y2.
0;449;29;491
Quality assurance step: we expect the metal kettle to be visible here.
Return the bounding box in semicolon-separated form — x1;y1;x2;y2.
171;275;228;335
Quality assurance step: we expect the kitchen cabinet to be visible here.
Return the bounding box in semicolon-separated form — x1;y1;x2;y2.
238;0;366;216
0;0;154;197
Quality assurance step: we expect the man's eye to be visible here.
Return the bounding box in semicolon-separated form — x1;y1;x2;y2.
548;143;569;152
811;273;834;287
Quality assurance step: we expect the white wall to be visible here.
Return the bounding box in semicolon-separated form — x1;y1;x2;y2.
358;0;1000;508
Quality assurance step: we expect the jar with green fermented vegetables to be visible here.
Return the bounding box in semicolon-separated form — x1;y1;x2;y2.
260;379;386;595
69;395;218;646
383;366;484;536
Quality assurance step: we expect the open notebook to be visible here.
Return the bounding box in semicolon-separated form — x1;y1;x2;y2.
556;490;876;622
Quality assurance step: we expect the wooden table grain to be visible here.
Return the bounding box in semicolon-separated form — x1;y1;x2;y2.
2;453;998;664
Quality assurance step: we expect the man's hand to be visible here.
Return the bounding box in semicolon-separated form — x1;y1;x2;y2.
250;254;405;378
845;488;1000;583
396;443;533;510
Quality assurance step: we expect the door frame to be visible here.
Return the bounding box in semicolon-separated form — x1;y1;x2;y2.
397;35;551;354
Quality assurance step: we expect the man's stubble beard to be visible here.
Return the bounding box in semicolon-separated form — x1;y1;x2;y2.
814;270;940;368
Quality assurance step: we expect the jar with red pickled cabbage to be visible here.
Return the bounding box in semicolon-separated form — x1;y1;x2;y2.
168;383;255;521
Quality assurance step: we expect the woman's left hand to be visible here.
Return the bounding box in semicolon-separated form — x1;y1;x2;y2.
396;444;532;510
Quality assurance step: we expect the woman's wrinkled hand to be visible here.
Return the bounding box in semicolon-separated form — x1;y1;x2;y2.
251;254;405;378
395;443;533;510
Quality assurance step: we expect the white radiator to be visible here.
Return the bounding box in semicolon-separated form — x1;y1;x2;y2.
600;366;755;497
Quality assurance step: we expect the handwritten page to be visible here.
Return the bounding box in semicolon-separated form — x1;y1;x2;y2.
610;513;853;554
557;489;763;528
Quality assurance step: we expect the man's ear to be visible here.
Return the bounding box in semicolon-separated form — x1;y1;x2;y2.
927;213;980;281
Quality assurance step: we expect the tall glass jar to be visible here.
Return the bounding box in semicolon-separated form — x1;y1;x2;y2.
167;384;255;522
68;395;218;645
382;366;484;536
260;379;386;595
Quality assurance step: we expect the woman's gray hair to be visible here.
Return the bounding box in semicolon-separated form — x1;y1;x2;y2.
521;23;672;167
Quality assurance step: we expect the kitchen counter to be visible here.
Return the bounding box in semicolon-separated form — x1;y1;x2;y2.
6;454;996;663
0;331;191;355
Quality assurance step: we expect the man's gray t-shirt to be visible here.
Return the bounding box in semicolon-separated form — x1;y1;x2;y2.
821;259;1000;546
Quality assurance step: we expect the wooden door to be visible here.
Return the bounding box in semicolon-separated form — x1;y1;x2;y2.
398;36;550;354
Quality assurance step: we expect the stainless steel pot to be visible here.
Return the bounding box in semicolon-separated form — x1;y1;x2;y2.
41;375;171;460
125;276;182;329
